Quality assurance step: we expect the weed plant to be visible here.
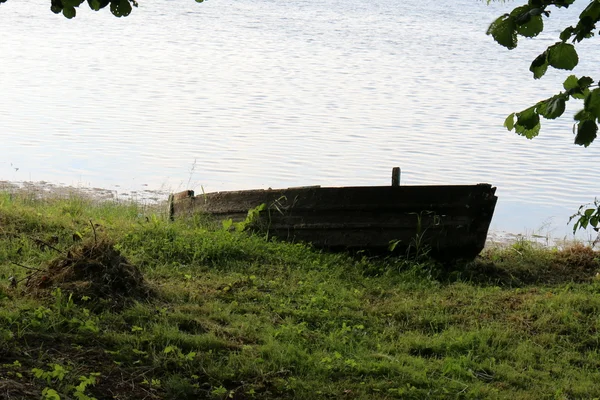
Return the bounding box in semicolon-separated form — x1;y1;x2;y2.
1;191;600;399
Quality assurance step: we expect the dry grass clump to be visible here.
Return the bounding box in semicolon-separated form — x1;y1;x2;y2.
456;242;600;286
548;243;600;282
25;237;152;307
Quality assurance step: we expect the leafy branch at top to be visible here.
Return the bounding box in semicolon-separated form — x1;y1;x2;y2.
487;0;600;147
0;0;205;19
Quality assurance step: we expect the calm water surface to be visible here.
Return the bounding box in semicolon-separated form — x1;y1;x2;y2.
1;0;600;236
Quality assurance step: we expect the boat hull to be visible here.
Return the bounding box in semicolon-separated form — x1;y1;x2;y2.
170;184;497;260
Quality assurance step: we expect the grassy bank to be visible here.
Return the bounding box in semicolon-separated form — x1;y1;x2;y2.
1;191;600;399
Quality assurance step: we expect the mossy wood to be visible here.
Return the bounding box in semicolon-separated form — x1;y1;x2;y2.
170;184;497;259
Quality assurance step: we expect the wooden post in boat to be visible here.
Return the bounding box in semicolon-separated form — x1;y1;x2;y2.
169;190;195;221
391;167;401;187
168;194;175;221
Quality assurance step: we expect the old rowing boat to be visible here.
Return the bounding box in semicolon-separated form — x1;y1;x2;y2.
169;171;497;259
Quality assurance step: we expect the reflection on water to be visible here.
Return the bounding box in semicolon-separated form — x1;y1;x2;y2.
1;0;599;236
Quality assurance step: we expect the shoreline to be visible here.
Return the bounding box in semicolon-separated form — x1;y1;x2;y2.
0;179;594;249
0;180;170;204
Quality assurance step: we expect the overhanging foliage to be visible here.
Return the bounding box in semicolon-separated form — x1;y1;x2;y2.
488;0;600;148
0;0;205;18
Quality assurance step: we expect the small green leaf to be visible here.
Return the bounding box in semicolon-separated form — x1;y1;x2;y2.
572;87;591;100
487;14;518;49
547;42;579;70
222;219;233;230
578;76;594;88
537;96;566;120
42;388;61;400
32;368;45;379
62;6;76;18
580;0;600;22
570;77;593;100
50;1;63;14
514;107;541;139
110;0;132;17
510;5;530;21
163;345;176;354
574;109;594;121
517;14;543;38
529;52;548;79
87;0;109;10
563;75;579;90
388;239;402;252
504;113;515;131
574;120;598;147
516;107;539;130
514;121;541;139
88;0;100;10
559;26;574;41
584;88;600;118
63;0;84;7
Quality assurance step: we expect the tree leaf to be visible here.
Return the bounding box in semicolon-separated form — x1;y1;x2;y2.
537;96;566;120
63;0;84;7
514;107;541;138
110;0;132;17
517;14;544;38
579;0;600;22
591;214;600;228
62;6;76;18
529;52;548;79
50;0;62;13
574;119;597;147
504;113;515;131
560;26;575;41
574;109;594;121
87;0;109;10
584;88;600;119
547;42;579;70
563;75;579;91
546;97;566;120
579;76;595;87
516;107;539;130
511;5;530;21
515;121;541;139
487;14;518;49
568;76;594;99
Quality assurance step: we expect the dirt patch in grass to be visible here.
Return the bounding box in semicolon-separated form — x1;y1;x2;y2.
0;339;165;400
0;379;38;400
24;238;153;308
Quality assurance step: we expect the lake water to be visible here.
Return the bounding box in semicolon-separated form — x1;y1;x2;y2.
1;0;600;239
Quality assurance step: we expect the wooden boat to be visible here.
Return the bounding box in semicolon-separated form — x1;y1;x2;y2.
169;169;497;260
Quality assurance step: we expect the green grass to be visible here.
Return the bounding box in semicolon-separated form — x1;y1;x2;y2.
1;190;600;399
